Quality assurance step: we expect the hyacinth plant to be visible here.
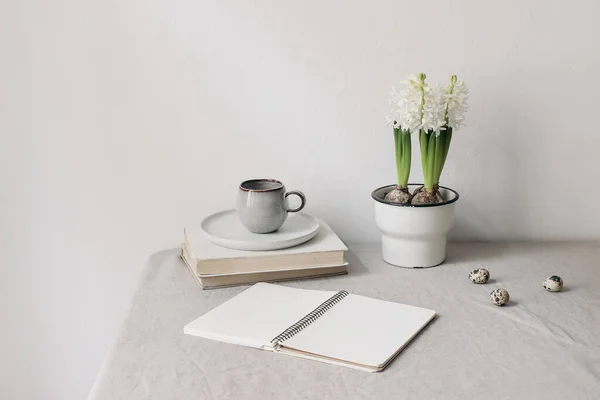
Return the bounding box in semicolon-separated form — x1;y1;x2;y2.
385;73;468;205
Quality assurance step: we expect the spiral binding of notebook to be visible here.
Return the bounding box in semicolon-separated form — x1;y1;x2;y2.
270;290;349;345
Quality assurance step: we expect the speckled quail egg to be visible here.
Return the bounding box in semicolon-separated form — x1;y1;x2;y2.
542;275;563;292
469;268;490;284
490;288;510;306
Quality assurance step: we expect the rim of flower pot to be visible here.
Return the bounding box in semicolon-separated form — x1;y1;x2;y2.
371;183;459;208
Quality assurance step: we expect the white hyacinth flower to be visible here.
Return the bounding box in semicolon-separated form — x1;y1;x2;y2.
387;73;447;135
401;73;428;133
385;85;405;129
422;85;447;136
441;75;469;131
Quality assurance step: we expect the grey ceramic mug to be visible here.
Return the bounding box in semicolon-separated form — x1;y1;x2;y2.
237;179;306;234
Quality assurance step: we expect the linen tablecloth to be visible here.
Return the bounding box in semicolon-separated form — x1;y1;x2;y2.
89;243;600;399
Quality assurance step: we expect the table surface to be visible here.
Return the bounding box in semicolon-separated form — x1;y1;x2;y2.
89;243;600;400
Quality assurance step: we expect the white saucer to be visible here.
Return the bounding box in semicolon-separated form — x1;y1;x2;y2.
200;210;320;251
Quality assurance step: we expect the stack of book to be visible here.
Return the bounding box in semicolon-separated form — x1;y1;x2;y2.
181;220;348;289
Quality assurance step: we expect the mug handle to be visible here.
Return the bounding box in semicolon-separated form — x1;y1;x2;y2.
285;190;306;213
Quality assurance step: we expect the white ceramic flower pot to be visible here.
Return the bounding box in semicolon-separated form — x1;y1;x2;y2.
372;184;459;268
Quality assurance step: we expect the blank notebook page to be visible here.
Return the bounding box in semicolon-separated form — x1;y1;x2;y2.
184;283;336;348
281;294;436;368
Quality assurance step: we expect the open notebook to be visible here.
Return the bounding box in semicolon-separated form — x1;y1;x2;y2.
184;283;436;372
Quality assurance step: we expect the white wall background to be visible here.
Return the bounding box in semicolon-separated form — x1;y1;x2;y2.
2;0;599;398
